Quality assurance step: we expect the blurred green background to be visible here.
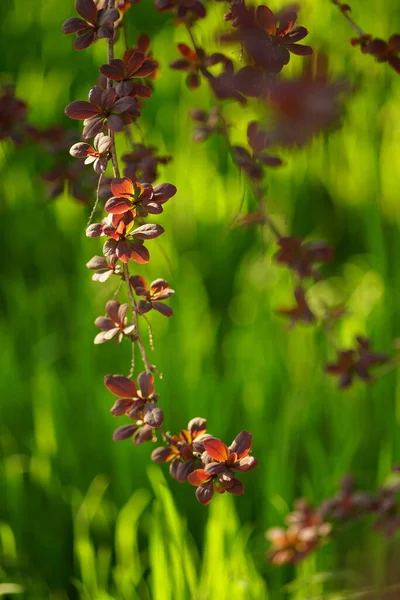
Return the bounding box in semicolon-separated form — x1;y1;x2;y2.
1;0;400;598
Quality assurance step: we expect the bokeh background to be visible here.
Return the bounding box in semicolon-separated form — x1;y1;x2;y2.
1;0;400;598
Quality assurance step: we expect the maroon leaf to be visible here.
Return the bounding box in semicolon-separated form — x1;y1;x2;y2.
62;17;88;34
235;456;258;472
170;460;194;482
74;29;96;50
229;431;252;458
105;196;132;214
116;241;133;263
70;142;92;157
143;404;164;428
152;302;173;317
104;374;138;398
110;398;134;416
130;244;150;264
153;183;177;201
137;371;154;397
86;256;107;270
196;481;214;505
100;63;123;80
132;223;165;240
76;0;98;24
107;113;124;132
82;116;104;139
113;424;138;441
65;101;97;119
151;446;174;463
227;479;245;496
86;223;103;237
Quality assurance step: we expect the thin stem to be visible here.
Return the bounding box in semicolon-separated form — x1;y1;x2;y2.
331;0;366;37
128;338;135;378
106;0;120;178
123;263;153;373
87;172;104;228
104;0;153;376
112;279;123;300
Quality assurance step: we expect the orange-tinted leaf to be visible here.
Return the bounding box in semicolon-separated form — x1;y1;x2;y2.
203;437;229;462
111;177;134;198
187;469;211;486
257;5;276;35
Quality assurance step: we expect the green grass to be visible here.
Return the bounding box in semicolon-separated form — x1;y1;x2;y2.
1;0;400;598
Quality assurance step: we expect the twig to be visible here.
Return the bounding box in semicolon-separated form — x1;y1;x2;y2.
331;0;366;37
105;0;154;376
87;172;104;228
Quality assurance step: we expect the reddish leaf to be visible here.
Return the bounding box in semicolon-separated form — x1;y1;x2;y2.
62;17;88;34
105;196;132;214
151;446;175;463
110;398;134;416
100;63;123;80
203;438;229;463
153;183;177;201
130;244;150;264
111;177;134;197
188;417;207;438
170;460;194;483
196;481;214;505
235;456;258;472
227;479;245;495
132;223;165;240
74;29;96;50
112;97;137;114
257;5;276;35
188;469;211;486
143;404;164;428
86;223;103;237
137;371;155;397
76;0;98;25
152;302;173;317
107;114;124;132
113;424;138;441
65;101;97;120
229;431;252;458
104;374;138;398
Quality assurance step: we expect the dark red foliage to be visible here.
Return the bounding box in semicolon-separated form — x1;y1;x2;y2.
190;107;222;142
62;0;119;51
86;254;122;282
267;56;348;146
0;86;28;144
266;500;331;565
70;132;111;174
94;300;135;344
277;286;315;327
170;43;228;88
232;121;282;180
107;371;163;444
325;336;390;388
151;417;211;481
154;0;206;22
320;475;376;520
122;145;172;183
100;50;156;96
130;275;175;317
351;33;400;74
187;432;257;505
65;86;140;139
274;236;334;280
220;4;312;74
